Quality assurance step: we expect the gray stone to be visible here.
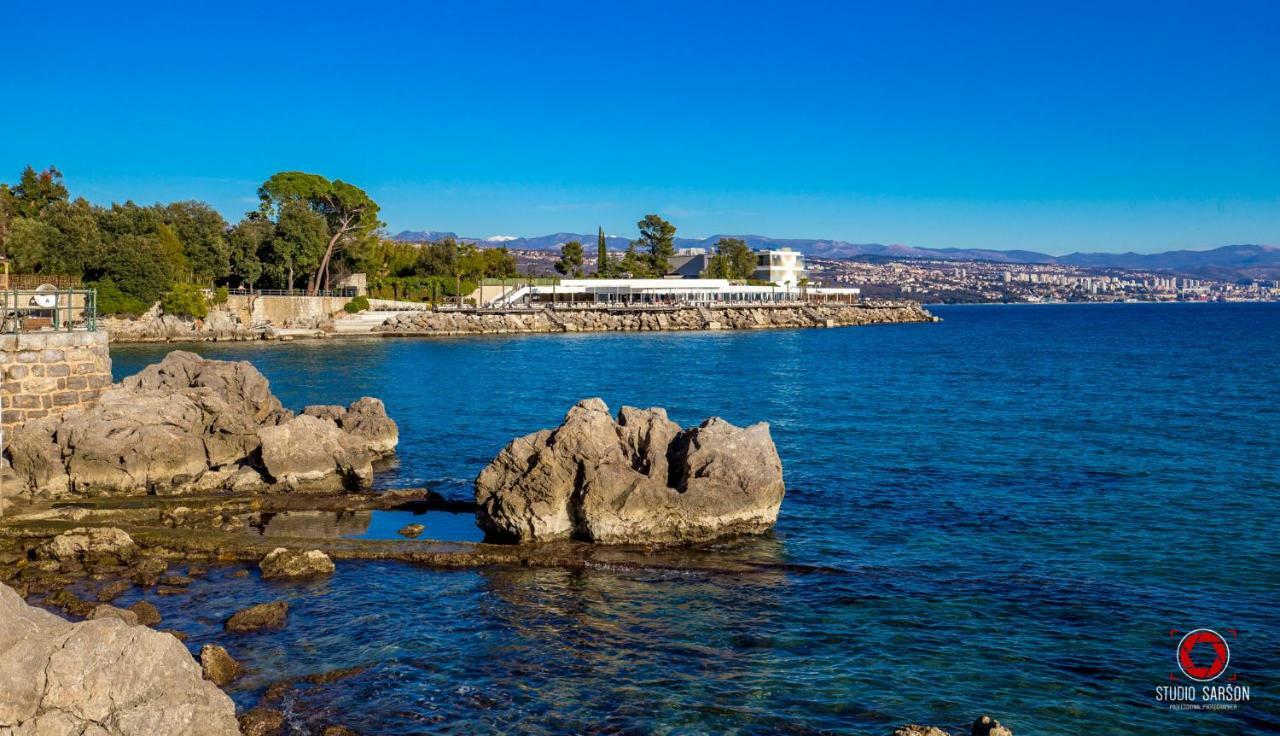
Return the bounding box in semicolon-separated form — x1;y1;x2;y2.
475;399;785;544
259;547;335;579
37;527;139;564
0;581;238;735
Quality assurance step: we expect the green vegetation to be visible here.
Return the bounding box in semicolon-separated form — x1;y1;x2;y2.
704;237;755;280
0;165;519;315
595;227;613;277
555;241;585;277
344;295;371;313
159;283;209;319
635;214;676;276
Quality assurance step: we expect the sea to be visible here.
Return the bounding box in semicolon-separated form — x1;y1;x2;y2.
107;303;1280;735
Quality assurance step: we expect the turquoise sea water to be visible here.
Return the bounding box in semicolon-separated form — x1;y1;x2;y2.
107;303;1280;735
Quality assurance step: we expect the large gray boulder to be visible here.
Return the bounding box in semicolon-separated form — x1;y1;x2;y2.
0;582;239;735
475;399;786;544
5;351;397;500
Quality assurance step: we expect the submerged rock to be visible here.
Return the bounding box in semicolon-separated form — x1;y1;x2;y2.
891;715;1013;736
475;398;786;544
0;581;238;735
259;547;335;579
239;707;286;736
5;350;398;500
397;523;425;538
225;600;289;632
200;643;241;686
129;600;162;626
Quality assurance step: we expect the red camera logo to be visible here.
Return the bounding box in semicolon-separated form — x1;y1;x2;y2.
1176;629;1230;682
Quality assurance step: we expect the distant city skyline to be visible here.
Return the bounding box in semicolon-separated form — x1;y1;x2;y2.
2;1;1276;254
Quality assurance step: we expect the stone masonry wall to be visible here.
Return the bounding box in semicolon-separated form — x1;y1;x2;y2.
0;331;112;429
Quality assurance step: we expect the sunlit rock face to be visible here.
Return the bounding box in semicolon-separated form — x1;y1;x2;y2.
475;398;785;544
6;350;398;499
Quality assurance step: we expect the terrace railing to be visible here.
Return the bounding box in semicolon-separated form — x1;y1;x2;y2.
1;288;98;333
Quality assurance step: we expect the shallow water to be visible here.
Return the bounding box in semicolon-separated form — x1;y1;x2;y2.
109;303;1280;735
245;509;483;543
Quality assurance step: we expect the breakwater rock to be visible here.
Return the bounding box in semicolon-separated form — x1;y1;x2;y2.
376;301;935;336
5;351;397;500
0;581;239;736
101;306;259;343
475;398;785;544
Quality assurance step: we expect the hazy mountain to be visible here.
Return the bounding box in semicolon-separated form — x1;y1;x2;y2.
390;230;1279;279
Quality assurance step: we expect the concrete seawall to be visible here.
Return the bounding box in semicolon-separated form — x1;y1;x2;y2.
375;301;936;336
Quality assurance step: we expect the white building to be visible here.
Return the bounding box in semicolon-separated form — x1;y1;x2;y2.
485;278;858;307
752;248;808;286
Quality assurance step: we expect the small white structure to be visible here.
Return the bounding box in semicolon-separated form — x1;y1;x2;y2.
485;278;859;307
752;248;808;286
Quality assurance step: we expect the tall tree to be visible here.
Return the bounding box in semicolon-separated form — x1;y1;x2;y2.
161;201;231;283
618;243;653;277
635;214;676;276
596;227;610;277
257;172;382;294
555;240;585;278
9;166;68;218
263;200;327;290
706;237;755;280
228;216;271;290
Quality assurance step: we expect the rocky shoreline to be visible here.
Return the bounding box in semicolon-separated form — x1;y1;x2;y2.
0;350;1008;736
376;301;937;336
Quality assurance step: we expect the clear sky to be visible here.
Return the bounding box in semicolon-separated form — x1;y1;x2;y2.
1;1;1276;254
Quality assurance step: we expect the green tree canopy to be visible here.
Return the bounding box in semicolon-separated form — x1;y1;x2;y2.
555;240;585;277
635;214;676;276
227;216;272;289
706;237;755;280
262;200;328;290
162;201;230;282
257;171;383;294
595;227;611;277
10;166;68;218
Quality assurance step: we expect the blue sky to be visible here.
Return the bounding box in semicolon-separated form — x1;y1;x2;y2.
1;1;1276;253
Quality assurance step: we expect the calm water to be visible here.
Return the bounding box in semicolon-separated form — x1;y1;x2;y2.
108;303;1280;735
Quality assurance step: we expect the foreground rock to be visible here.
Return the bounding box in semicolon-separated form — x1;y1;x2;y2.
0;582;238;735
6;350;398;500
200;643;242;686
475;399;785;544
259;547;335;579
226;600;289;632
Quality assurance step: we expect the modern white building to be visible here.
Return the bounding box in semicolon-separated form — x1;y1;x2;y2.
751;248;808;286
485;278;858;307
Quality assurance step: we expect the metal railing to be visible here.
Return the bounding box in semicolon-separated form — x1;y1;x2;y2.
1;288;98;333
226;287;358;298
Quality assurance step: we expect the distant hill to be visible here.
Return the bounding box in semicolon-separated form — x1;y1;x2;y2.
390;230;1279;279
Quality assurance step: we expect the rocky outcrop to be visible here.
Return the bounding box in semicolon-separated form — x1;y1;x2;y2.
258;548;335;579
892;716;1013;736
36;527;139;565
101;305;258;343
475;399;785;544
0;581;239;735
225;601;288;632
377;301;935;336
5;350;397;500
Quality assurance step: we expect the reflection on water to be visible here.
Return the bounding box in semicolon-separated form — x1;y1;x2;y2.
249;509;484;543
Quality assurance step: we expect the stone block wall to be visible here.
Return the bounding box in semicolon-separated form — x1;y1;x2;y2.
1;331;112;429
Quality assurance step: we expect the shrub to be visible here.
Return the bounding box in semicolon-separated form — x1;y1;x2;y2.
211;285;229;305
343;295;371;314
88;279;150;316
160;283;209;319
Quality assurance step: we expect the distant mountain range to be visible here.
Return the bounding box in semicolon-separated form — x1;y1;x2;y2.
391;231;1280;280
